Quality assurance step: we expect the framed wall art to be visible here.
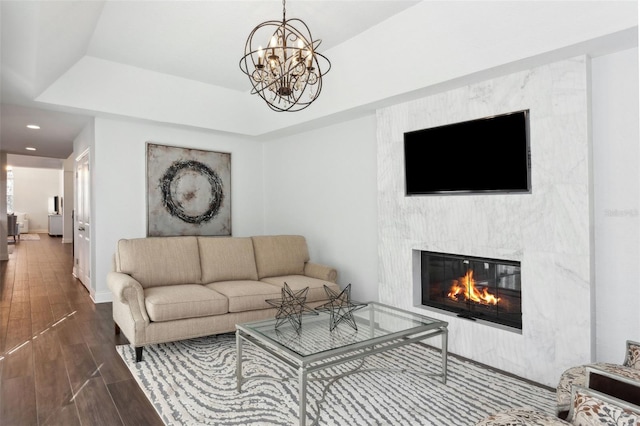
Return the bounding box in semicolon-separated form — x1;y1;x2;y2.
147;143;231;237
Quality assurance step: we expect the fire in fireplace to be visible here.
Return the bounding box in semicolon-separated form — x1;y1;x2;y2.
421;251;522;329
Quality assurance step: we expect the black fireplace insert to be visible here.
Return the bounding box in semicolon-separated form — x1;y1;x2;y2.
421;251;522;329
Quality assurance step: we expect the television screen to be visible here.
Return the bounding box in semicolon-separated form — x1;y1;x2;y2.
404;110;531;195
49;196;60;214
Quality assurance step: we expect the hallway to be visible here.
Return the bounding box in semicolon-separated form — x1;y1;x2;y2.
0;235;162;425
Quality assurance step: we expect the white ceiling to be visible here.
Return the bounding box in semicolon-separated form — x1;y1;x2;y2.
0;1;637;166
0;0;419;163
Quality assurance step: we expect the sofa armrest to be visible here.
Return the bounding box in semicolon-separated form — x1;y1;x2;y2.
107;271;150;324
304;262;337;283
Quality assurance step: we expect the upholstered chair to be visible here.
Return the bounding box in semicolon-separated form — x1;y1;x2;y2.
555;339;640;418
476;366;640;426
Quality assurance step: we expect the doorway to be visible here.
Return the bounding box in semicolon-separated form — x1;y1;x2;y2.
74;149;91;292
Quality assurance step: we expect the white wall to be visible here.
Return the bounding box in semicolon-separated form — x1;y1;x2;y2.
91;117;264;302
1;152;8;261
263;115;379;303
12;167;62;232
592;47;640;362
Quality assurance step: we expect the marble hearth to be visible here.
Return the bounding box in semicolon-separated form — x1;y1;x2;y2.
377;56;593;387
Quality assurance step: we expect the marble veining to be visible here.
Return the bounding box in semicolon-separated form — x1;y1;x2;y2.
376;57;592;387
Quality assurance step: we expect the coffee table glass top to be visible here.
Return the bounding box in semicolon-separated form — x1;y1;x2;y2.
237;302;446;358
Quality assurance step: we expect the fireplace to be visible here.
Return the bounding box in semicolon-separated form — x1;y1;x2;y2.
421;251;522;329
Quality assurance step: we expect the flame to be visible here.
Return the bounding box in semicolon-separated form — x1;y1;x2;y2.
447;270;500;305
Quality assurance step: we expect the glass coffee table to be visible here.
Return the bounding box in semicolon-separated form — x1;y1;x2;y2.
236;302;448;425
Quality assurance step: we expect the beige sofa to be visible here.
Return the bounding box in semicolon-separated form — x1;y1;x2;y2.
107;235;339;361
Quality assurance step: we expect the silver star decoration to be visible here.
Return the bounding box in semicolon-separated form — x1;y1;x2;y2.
315;284;367;331
265;282;317;331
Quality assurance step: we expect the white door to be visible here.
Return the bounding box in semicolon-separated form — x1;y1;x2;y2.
74;150;91;291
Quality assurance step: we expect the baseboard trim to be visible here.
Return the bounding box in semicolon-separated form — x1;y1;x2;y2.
93;290;113;304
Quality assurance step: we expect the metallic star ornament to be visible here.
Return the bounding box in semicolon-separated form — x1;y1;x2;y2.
265;282;317;331
316;284;367;331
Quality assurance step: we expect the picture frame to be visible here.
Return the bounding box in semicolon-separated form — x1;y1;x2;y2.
146;142;231;237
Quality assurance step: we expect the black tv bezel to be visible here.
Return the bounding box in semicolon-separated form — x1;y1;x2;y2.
403;110;532;196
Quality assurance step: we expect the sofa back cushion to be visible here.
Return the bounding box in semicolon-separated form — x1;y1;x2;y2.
115;236;201;288
198;237;259;282
252;235;309;279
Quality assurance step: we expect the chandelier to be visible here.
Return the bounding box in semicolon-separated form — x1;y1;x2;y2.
239;0;331;112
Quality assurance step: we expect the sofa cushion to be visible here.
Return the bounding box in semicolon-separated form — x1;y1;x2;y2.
252;235;310;279
116;236;201;288
260;275;340;303
206;280;282;313
144;285;228;322
198;237;259;283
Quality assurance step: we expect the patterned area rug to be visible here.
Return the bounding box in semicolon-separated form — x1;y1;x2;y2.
21;233;41;240
117;334;556;425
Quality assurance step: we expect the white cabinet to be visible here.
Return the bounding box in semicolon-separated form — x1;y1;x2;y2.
48;214;63;236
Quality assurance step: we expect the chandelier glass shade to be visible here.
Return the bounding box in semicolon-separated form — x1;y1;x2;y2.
239;1;331;112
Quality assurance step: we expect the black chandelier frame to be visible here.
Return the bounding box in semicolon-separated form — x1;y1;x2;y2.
239;1;331;112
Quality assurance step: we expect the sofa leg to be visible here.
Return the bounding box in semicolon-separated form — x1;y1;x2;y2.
135;347;143;362
114;323;121;335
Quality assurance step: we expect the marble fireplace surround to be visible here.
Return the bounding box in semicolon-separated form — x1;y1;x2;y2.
377;56;592;387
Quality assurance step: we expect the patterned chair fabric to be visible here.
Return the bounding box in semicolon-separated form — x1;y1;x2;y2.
567;385;640;425
477;363;640;426
556;362;640;412
625;339;640;369
556;340;640;413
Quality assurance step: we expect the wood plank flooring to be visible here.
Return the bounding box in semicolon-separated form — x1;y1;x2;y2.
0;235;163;426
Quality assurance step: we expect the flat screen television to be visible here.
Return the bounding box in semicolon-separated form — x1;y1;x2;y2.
404;110;531;195
49;196;60;214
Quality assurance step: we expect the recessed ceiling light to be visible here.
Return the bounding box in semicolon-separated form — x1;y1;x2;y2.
26;147;37;151
26;124;40;130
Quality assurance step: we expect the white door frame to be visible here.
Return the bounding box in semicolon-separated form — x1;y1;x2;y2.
73;149;91;293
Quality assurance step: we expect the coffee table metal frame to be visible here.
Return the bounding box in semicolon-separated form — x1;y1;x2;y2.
236;302;448;426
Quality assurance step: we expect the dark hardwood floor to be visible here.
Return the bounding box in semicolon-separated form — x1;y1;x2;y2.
0;234;163;426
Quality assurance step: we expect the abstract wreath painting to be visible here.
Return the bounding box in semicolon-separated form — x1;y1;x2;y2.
147;143;231;237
